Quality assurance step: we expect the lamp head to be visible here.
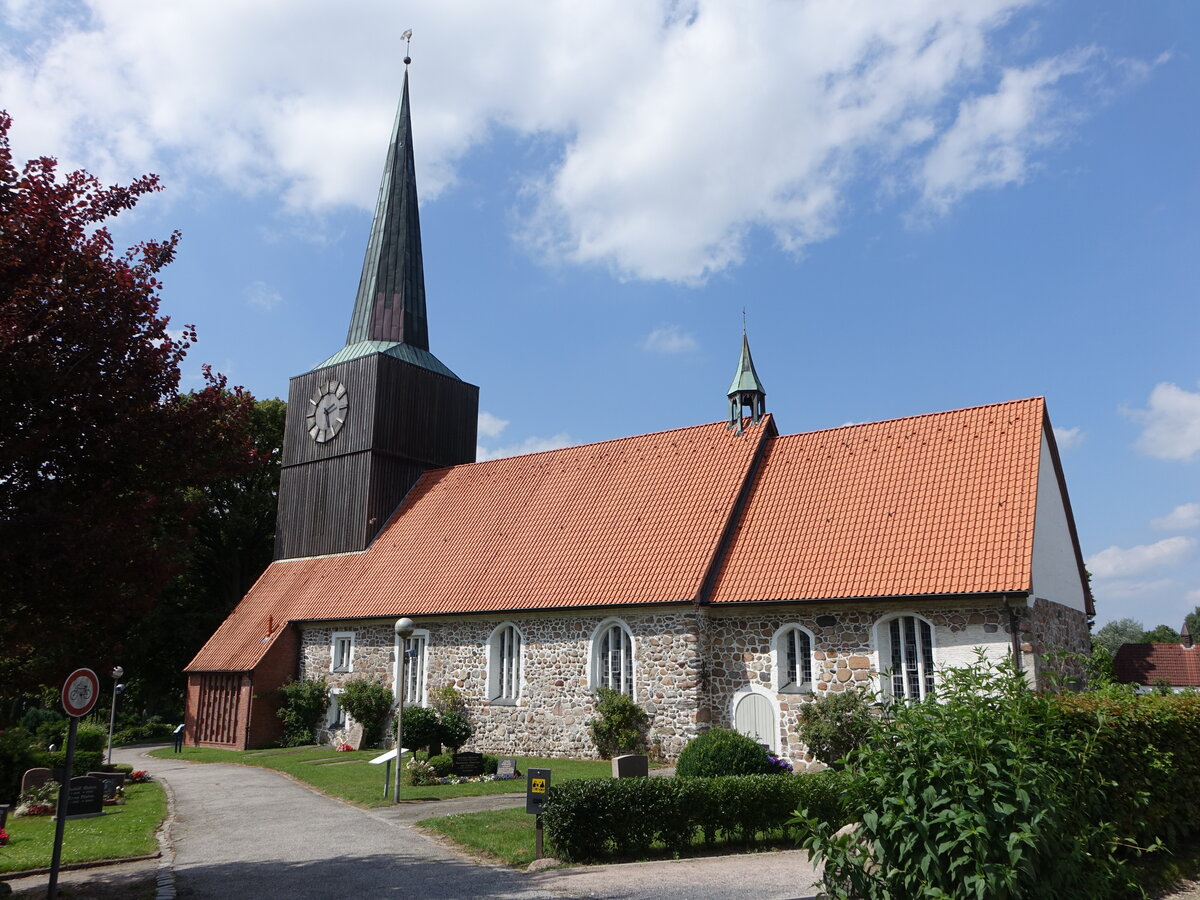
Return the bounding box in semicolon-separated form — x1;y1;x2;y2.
394;618;415;639
112;666;124;679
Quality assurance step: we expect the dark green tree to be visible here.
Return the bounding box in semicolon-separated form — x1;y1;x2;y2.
1142;623;1181;644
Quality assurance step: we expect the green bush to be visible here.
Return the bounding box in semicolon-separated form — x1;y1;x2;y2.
36;749;104;777
542;771;857;862
796;688;874;768
276;678;330;747
795;652;1136;900
398;705;440;752
588;687;648;759
112;720;176;746
338;678;395;747
438;709;473;752
0;728;38;804
427;753;454;777
676;727;777;777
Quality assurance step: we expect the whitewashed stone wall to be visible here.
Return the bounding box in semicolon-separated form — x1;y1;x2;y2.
296;597;1082;765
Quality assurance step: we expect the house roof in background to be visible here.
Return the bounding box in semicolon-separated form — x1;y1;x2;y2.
1114;642;1200;687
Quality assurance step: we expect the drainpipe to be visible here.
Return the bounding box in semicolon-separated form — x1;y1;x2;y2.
1003;595;1023;673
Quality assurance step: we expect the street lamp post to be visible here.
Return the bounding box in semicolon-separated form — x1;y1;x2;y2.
393;618;414;804
106;666;124;765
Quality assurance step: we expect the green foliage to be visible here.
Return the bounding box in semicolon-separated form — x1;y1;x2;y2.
0;727;38;804
399;705;440;752
112;719;176;746
676;727;777;778
1092;617;1147;655
438;709;474;752
407;758;440;786
795;652;1137;900
1143;623;1181;644
430;684;466;716
74;722;109;753
587;687;649;759
275;678;330;747
338;678;394;747
19;708;66;748
542;771;857;862
795;688;874;768
427;753;454;777
35;749;104;777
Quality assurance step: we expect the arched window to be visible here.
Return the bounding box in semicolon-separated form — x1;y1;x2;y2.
772;625;814;692
591;619;635;698
487;623;523;702
880;615;935;701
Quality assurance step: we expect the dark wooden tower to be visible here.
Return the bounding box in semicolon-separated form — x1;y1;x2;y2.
275;68;478;560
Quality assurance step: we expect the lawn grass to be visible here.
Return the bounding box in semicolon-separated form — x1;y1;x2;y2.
147;746;613;806
0;782;167;874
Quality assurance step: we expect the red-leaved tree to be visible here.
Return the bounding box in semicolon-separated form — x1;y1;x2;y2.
0;111;258;696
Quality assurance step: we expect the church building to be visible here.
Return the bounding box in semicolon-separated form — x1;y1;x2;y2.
184;70;1093;762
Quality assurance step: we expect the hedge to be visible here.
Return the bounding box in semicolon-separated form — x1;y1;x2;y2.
542;771;859;862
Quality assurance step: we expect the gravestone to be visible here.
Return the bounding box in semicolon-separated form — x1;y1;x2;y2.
20;767;52;795
496;757;517;778
451;751;484;777
61;776;104;820
345;723;365;751
611;754;649;779
87;772;124;800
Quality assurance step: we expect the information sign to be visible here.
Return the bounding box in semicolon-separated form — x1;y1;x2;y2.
61;669;100;718
525;767;551;815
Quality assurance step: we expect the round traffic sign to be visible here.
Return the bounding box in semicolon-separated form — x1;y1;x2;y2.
62;668;100;717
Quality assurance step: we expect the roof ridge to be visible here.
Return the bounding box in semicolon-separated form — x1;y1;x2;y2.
781;396;1045;440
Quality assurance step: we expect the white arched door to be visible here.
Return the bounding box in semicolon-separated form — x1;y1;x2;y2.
733;692;776;751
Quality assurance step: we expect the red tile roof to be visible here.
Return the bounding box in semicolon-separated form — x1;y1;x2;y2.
187;419;772;671
188;397;1071;673
1114;643;1200;687
709;397;1045;602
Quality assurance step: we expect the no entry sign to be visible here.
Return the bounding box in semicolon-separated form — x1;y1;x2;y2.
62;668;100;717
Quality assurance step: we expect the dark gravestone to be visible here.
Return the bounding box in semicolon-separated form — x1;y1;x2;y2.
496;757;517;778
451;751;484;777
20;767;52;795
87;772;124;799
61;776;104;820
611;754;649;778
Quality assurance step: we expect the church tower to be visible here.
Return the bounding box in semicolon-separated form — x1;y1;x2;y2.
274;66;479;560
727;328;766;436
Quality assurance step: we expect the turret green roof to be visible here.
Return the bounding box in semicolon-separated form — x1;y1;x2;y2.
727;331;766;397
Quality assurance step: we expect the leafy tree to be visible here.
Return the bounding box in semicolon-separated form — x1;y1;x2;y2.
1143;624;1181;644
338;678;395;747
1091;617;1145;655
276;678;330;746
587;687;648;758
796;688;874;769
438;709;474;753
1185;606;1200;640
0;111;256;696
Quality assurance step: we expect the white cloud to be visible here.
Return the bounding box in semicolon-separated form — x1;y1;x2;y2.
245;280;282;311
1128;382;1200;461
643;325;697;354
1152;503;1200;532
1087;536;1196;579
920;51;1092;212
477;433;574;462
1053;426;1084;450
0;0;1142;283
477;411;509;439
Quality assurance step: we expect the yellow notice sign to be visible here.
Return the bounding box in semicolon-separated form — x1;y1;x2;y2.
526;767;551;814
531;777;546;793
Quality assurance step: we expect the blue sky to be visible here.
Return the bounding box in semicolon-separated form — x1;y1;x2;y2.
3;1;1197;630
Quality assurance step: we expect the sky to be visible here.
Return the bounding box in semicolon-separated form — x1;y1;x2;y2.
2;0;1197;631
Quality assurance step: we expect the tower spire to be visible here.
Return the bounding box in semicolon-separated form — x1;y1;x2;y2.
345;58;428;350
727;326;766;435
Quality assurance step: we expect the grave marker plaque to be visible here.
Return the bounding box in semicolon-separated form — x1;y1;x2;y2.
87;772;124;800
451;751;484;777
61;776;104;820
611;754;649;779
496;757;517;778
345;723;365;751
21;767;52;795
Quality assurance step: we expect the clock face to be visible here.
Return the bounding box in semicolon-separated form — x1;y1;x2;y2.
307;379;349;443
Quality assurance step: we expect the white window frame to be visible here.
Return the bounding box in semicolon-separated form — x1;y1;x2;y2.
394;629;429;706
771;624;816;693
590;618;636;700
330;631;355;673
486;622;524;704
326;687;348;730
876;614;936;701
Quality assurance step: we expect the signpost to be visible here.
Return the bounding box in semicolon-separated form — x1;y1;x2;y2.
50;668;100;900
525;767;551;860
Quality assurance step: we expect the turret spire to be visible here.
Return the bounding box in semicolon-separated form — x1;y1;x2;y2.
345;63;428;350
727;326;766;435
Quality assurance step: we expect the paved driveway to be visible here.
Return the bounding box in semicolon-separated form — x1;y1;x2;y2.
117;747;823;900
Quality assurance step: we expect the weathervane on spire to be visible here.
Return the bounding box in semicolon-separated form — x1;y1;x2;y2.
402;28;413;66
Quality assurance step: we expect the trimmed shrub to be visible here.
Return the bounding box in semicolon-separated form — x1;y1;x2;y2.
542;771;857;862
427;753;454;777
36;749;104;778
588;687;648;758
676;727;776;777
795;688;873;768
112;720;176;746
276;678;330;747
338;678;395;747
438;709;473;753
0;728;38;804
398;705;440;752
